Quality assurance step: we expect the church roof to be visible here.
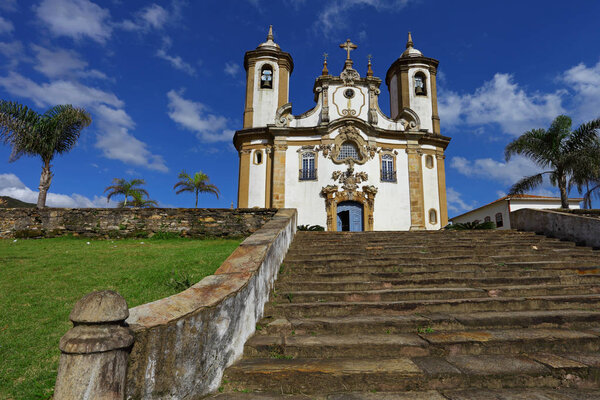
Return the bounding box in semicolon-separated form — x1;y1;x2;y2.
450;194;583;220
401;32;423;58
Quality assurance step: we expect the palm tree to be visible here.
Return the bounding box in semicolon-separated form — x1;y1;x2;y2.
173;170;220;208
569;139;600;209
104;178;149;207
505;115;600;208
125;191;159;208
0;101;92;208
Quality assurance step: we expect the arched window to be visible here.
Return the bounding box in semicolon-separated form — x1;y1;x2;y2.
254;150;263;165
484;216;491;223
260;64;273;89
337;141;361;161
495;213;504;228
381;154;396;182
414;72;427;96
425;154;434;169
299;152;316;180
429;209;438;224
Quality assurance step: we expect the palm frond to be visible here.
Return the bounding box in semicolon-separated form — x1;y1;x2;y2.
564;118;600;153
504;129;553;167
507;172;548;195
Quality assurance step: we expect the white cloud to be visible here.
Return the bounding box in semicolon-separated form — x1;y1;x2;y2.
315;0;411;37
563;60;600;121
447;187;477;214
31;44;107;80
0;0;17;12
0;41;27;68
0;16;14;34
224;62;240;77
0;173;117;207
450;155;542;186
35;0;112;44
120;4;169;32
439;73;565;136
0;72;168;172
156;48;196;76
167;89;234;143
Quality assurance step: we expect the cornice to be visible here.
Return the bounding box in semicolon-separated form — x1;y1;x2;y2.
385;56;439;86
244;48;294;72
233;121;451;150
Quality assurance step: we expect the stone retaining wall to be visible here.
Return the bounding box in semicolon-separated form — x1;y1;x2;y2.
0;208;277;239
511;208;600;248
124;208;297;398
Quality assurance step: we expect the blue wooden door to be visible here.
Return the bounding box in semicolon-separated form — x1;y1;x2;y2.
337;201;363;231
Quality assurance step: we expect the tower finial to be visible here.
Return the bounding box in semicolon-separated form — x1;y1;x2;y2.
322;52;329;76
339;38;358;69
406;31;414;49
367;54;373;77
267;25;274;41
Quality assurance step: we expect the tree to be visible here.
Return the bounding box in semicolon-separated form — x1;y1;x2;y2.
126;191;159;208
0;101;92;208
173;170;220;208
104;178;149;207
505;115;600;208
569;139;600;209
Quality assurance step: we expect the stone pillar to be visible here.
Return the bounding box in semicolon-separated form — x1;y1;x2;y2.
238;149;251;208
406;144;425;230
436;151;448;227
54;290;133;400
272;142;287;208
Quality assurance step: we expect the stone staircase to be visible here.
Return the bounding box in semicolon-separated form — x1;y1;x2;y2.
212;230;600;399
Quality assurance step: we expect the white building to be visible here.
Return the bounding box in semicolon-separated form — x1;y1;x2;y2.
450;194;582;230
234;27;450;231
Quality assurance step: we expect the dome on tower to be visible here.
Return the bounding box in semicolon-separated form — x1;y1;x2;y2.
401;32;423;58
258;25;280;50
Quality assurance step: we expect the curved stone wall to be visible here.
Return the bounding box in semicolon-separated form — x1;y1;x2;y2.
124;209;297;398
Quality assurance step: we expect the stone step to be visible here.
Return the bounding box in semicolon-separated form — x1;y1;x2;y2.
284;248;592;261
280;261;600;275
223;353;599;394
260;310;600;336
283;255;600;268
275;274;600;291
265;294;600;318
286;241;581;252
209;388;600;399
244;328;600;359
274;284;600;303
278;266;600;282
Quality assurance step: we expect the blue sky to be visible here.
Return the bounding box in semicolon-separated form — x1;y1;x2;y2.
0;0;599;213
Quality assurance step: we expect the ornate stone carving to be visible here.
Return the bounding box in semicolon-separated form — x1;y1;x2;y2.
318;144;332;157
297;145;317;153
275;103;293;127
273;143;288;151
329;124;371;165
332;164;368;193
340;68;360;85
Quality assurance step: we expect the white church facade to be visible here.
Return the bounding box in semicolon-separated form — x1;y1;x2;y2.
234;27;451;231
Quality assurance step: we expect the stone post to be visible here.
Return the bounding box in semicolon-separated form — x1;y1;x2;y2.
54;290;134;400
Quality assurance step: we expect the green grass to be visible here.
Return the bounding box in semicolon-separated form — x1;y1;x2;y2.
0;236;242;400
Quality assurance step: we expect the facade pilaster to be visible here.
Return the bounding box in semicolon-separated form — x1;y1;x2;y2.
406;143;426;230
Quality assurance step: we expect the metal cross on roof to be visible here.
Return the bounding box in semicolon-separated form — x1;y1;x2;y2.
339;39;357;60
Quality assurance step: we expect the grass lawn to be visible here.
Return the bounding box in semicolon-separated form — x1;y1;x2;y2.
0;236;242;400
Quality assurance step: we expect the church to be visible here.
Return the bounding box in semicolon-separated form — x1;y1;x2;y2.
234;27;451;231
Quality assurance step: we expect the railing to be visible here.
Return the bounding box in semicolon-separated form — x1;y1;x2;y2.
381;170;396;182
299;168;317;181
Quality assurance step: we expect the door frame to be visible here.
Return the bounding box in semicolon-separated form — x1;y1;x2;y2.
323;189;375;231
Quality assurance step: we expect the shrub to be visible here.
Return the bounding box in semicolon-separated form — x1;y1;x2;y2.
445;221;496;230
297;224;325;231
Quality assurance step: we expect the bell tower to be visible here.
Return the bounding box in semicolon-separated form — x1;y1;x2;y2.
242;26;294;128
385;33;440;134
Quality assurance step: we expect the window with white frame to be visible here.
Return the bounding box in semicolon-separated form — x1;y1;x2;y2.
300;151;316;180
381;154;395;182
